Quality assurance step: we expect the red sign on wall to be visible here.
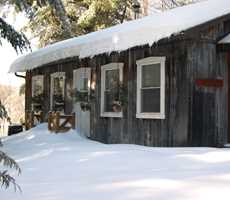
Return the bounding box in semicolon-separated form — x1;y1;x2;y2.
195;79;223;88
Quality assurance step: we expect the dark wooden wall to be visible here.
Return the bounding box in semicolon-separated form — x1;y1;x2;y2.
27;60;78;119
88;41;189;147
26;15;230;147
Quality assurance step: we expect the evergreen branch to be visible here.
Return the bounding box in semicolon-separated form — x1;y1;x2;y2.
0;170;21;192
0;151;21;175
0;17;30;53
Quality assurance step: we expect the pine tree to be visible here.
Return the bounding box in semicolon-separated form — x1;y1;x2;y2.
0;100;8;147
2;0;133;47
0;101;21;191
0;17;30;53
0;100;8;119
0;151;21;191
0;6;29;190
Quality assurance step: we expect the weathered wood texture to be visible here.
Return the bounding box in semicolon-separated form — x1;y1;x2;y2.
26;16;230;147
25;111;44;130
48;111;75;133
28;60;78;118
25;71;32;111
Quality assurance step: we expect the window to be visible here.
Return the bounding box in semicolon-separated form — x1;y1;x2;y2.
101;63;123;118
50;72;65;111
136;57;165;119
32;75;44;98
73;68;91;103
31;75;44;111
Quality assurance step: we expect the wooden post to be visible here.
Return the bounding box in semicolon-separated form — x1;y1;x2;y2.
25;71;32;112
54;112;60;133
31;111;34;129
228;53;230;143
25;110;29;130
72;112;76;129
48;112;76;133
39;111;44;123
25;110;34;130
48;111;53;131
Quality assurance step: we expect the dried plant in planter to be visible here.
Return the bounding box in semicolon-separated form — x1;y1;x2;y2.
74;89;95;112
111;83;127;112
80;102;91;111
53;94;64;111
31;94;44;111
112;101;122;112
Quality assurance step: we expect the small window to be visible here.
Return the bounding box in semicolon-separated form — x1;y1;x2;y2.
136;57;165;119
32;75;44;98
31;75;44;111
50;72;65;111
73;68;91;103
101;63;123;118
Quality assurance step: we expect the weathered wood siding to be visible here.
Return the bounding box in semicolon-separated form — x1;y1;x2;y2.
88;42;189;147
187;41;228;147
26;16;230;147
28;60;78;118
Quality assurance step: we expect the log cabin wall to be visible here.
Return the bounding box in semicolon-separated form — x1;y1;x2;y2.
89;41;189;147
29;59;78;119
89;16;230;147
186;17;230;147
26;15;230;147
187;41;228;147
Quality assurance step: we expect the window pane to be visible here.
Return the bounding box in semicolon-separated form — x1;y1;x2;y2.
54;77;64;96
33;77;43;96
105;69;119;90
142;64;160;88
104;91;114;112
141;88;160;113
81;78;88;91
104;89;120;112
103;68;120;113
53;76;65;111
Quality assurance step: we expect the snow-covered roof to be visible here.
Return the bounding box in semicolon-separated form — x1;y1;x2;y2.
219;34;230;44
10;0;230;72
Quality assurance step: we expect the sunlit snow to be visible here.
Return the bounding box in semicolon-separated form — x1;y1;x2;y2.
1;124;230;200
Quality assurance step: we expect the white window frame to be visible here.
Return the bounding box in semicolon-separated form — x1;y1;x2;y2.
136;57;166;119
32;75;44;97
100;63;123;118
73;68;91;93
50;72;65;110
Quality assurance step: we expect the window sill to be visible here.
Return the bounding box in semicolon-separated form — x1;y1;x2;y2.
101;112;123;118
136;113;165;119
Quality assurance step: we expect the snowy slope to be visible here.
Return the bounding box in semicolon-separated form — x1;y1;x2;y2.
1;124;230;200
9;0;230;73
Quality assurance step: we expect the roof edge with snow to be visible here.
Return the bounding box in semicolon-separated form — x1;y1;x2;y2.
218;34;230;44
9;0;230;73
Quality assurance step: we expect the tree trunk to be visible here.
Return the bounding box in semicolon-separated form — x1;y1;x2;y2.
47;0;72;39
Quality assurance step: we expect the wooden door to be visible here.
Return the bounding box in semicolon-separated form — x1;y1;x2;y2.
73;68;91;137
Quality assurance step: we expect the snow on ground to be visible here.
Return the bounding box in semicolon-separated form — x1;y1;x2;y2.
1;124;230;200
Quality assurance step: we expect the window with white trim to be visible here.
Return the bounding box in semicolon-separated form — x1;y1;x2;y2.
50;72;65;111
136;57;165;119
32;75;44;98
101;63;123;118
31;75;44;111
